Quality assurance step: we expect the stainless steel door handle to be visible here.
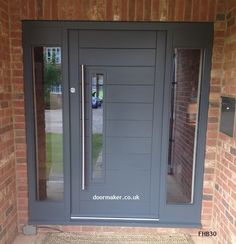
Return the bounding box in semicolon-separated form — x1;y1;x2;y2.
81;64;85;190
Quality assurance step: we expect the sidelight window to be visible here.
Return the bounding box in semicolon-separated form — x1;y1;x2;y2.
167;49;203;204
32;46;64;201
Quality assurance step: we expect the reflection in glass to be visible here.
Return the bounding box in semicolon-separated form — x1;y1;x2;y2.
33;47;64;200
167;49;202;204
92;74;104;180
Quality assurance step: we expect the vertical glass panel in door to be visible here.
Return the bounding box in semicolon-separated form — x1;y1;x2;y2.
167;49;202;204
32;47;64;201
92;74;104;180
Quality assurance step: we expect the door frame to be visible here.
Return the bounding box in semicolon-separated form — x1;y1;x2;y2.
23;21;213;227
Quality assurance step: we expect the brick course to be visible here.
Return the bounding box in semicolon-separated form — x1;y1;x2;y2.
0;0;235;243
211;1;236;243
0;0;18;243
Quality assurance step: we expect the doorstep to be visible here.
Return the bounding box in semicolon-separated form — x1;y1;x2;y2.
13;232;215;244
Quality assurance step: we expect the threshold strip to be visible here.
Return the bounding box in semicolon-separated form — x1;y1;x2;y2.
70;216;159;222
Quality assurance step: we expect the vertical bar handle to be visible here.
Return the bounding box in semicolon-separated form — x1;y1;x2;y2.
81;64;85;190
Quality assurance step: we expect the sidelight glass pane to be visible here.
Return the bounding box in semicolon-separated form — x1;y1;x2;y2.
92;74;104;180
167;49;202;204
33;46;64;201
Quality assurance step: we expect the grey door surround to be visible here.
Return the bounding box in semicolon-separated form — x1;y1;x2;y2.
22;21;213;227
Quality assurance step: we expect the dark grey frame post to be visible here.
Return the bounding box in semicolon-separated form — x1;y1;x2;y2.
22;23;71;222
159;25;214;225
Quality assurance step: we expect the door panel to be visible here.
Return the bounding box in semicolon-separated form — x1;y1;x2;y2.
106;67;155;85
106;137;152;154
106;121;153;137
70;30;163;220
80;49;156;66
106;103;153;120
106;86;154;103
105;153;152;170
79;30;157;48
79;201;151;216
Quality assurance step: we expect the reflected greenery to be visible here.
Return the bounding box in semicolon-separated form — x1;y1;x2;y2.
92;133;103;165
46;133;63;176
44;53;62;108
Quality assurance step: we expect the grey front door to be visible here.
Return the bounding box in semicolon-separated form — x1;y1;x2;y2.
70;30;166;221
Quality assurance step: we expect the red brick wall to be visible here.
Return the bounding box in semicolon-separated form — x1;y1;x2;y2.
211;1;236;243
0;0;18;243
0;0;232;243
172;49;201;201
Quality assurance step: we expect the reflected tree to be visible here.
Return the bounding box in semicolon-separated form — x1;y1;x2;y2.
44;52;61;109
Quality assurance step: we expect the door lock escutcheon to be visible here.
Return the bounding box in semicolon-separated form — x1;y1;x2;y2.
70;87;76;93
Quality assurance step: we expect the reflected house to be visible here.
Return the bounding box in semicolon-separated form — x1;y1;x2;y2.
92;74;103;108
46;47;61;64
46;47;63;109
